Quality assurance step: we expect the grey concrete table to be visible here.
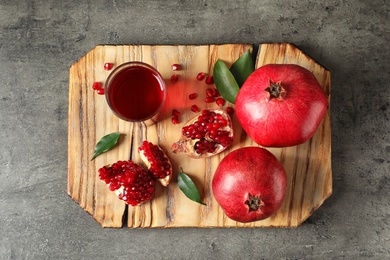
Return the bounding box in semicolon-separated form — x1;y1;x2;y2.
0;0;389;259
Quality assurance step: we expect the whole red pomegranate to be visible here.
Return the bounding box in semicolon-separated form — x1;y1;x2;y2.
212;147;286;223
235;64;327;147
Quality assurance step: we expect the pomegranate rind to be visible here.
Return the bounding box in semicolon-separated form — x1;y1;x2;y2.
138;141;172;186
171;109;233;158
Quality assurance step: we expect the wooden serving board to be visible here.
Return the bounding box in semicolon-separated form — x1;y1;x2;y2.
68;43;332;228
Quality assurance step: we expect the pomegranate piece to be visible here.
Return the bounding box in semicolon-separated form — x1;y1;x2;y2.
138;141;172;186
104;62;114;71
191;104;200;113
196;72;205;81
171;74;179;83
188;93;198;100
205;75;214;84
171;109;233;158
171;64;181;71
98;160;155;206
172;116;179;125
216;97;225;107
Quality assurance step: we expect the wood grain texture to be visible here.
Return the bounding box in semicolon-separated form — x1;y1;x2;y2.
68;43;332;228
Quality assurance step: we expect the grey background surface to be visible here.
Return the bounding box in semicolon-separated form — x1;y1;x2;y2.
1;0;389;259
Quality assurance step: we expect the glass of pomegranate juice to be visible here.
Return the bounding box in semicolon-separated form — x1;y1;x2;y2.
104;62;166;125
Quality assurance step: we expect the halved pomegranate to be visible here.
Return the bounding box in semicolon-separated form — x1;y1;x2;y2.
171;109;234;158
138;141;172;186
98;160;155;206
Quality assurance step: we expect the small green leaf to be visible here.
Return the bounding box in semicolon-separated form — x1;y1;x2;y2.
91;132;121;161
230;50;255;87
213;60;240;104
178;169;206;206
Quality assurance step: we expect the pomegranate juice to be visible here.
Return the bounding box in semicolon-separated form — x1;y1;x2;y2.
105;62;166;121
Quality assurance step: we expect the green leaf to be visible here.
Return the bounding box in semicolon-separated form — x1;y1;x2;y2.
178;169;206;206
229;49;255;87
213;60;240;104
91;132;121;161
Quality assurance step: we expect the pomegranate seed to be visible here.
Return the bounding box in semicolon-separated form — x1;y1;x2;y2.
172;109;181;117
172;116;179;125
104;62;113;71
171;74;179;83
205;96;215;103
226;107;235;115
196;72;205;81
212;88;220;97
96;88;105;95
92;82;102;90
205;76;214;84
216;97;225;107
202;109;211;116
219;118;228;127
189;93;198;100
206;88;214;97
191;104;200;113
171;64;181;71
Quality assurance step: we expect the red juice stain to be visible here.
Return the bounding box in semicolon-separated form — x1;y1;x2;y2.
106;65;165;121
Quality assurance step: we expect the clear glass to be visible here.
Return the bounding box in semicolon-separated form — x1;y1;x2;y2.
104;62;166;124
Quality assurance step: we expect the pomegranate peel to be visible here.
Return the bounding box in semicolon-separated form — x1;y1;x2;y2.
171;109;233;158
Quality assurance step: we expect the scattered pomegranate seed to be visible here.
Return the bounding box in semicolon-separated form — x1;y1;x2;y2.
191;104;200;113
206;88;214;97
212;88;220;97
189;93;198;100
216;97;226;107
171;74;179;83
96;88;105;95
226;107;235;115
205;96;215;103
196;72;205;81
172;109;181;117
171;64;181;71
205;76;214;84
92;82;102;90
104;62;113;71
172;116;180;125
